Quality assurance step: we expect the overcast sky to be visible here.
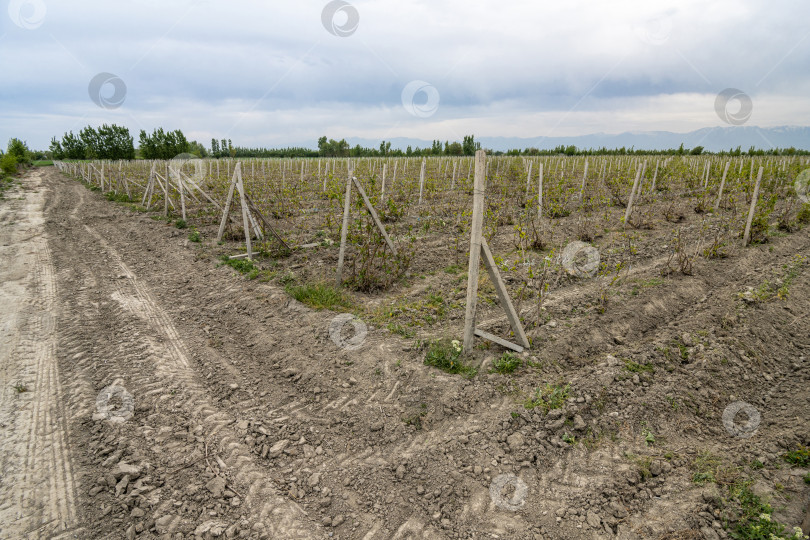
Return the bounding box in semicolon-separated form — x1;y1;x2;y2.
1;0;809;150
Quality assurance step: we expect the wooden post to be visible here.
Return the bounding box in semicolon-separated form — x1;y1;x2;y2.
714;161;731;212
235;163;253;260
650;160;659;193
462;151;487;353
579;158;588;199
381;163;387;204
174;166;187;220
537;162;544;218
335;169;353;286
623;163;643;227
524;162;533;201
418;159;426;205
164;163;169;217
451;161;457;189
743;167;763;247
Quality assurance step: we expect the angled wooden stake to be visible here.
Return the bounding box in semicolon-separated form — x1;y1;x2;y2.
480;237;529;349
217;164;240;242
351;177;397;255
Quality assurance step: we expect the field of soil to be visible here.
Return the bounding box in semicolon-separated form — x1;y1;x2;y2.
1;166;808;539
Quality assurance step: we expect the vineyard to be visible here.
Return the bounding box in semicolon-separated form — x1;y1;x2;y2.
54;154;810;343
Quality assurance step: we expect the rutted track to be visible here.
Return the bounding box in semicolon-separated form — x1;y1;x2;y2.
43;169;321;537
0;171;82;539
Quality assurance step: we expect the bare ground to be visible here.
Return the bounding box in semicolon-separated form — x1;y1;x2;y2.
0;167;808;539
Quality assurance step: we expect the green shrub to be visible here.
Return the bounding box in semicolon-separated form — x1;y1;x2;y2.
188;229;201;243
798;204;810;224
0;154;17;176
175;219;187;229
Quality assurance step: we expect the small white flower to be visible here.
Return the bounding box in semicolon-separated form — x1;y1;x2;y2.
451;340;462;352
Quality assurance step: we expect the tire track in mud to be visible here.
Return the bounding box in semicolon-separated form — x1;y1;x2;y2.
0;172;83;539
66;218;322;538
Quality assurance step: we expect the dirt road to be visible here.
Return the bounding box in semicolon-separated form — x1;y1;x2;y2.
1;168;808;539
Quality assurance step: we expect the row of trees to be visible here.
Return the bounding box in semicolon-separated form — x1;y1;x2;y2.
50;124;135;160
44;127;810;160
314;135;482;158
138;128;190;160
504;143;810;157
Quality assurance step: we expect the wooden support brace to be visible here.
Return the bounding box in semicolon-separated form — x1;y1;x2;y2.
351;176;397;256
480;237;530;349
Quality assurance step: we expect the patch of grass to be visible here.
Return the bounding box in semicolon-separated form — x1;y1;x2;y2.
13;383;28;393
624;359;655;373
444;264;462;274
490;352;521;374
387;322;415;338
188;229;201;242
174;219;188;229
724;479;806;540
104;191;133;203
285;282;353;311
33;160;54;166
218;255;259;280
423;338;476;377
803;472;810;485
692;451;722;485
782;445;810;467
524;382;570;413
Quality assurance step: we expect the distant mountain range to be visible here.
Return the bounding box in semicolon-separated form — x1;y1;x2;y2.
342;126;810;153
